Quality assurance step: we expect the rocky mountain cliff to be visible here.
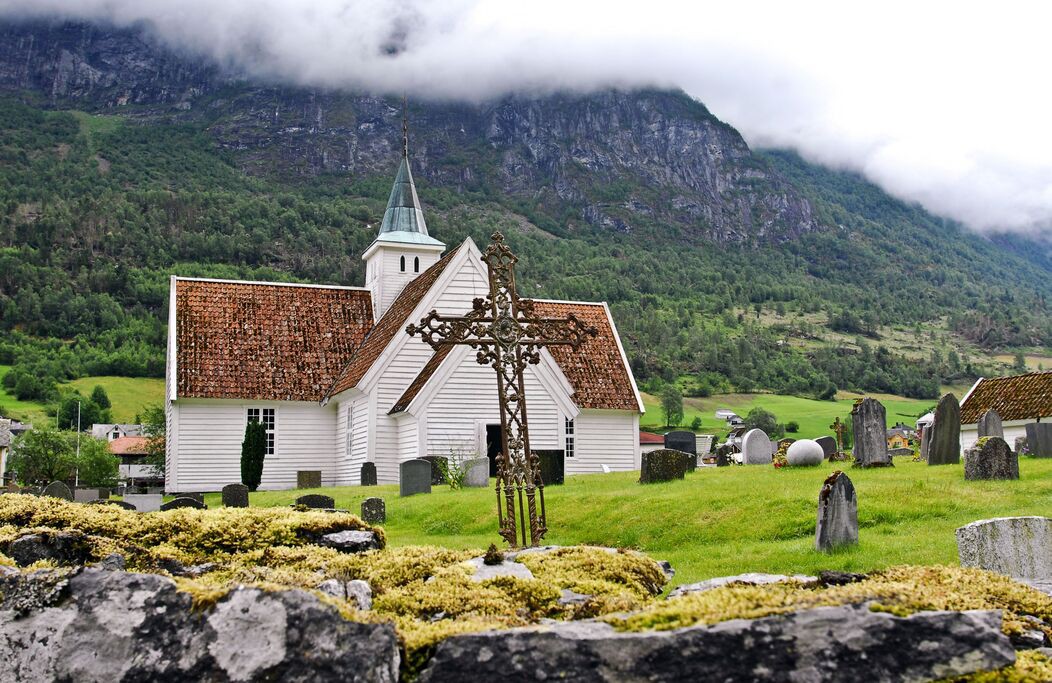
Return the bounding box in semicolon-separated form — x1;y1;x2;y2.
0;20;817;243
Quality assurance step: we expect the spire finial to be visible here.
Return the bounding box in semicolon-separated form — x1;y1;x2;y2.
402;93;408;159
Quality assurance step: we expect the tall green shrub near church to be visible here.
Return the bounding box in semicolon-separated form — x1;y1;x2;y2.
241;421;266;492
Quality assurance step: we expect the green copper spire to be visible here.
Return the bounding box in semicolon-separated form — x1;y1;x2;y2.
375;99;443;247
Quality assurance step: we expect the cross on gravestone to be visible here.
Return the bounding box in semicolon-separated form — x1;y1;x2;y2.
407;232;597;548
360;462;377;486
221;483;250;508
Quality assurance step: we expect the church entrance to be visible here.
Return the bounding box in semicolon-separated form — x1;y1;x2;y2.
485;424;503;476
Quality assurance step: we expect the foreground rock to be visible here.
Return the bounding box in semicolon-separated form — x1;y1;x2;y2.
957;516;1052;592
667;572;816;599
418;604;1014;682
0;568;400;682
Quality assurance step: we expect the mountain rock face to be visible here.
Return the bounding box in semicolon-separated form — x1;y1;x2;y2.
0;21;817;243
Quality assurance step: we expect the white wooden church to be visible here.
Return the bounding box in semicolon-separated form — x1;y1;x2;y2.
164;148;644;491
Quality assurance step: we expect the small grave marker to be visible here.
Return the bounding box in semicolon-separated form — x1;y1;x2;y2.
297;470;322;489
956;516;1051;584
360;497;386;524
221;483;250;508
123;493;162;512
815;471;859;551
463;457;490;487
160;497;207;511
639;449;689;483
977;409;1003;439
1024;422;1052;458
360;462;377;486
964;437;1018;480
399;459;432;497
296;494;335;509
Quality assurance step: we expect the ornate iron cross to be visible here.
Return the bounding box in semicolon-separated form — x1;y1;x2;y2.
406;232;596;547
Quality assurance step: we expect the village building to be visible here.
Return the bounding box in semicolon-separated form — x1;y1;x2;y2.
886;426;911;450
92;423;143;442
164;146;644;492
0;418;31;482
109;436;161;488
639;431;665;455
959;370;1052;450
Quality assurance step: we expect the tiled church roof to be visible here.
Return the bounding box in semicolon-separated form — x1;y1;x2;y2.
175;279;372;402
960;371;1052;423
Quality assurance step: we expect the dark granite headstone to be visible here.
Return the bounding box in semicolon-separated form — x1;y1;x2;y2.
964;437;1018;480
664;431;697;455
89;499;137;510
977;409;1003;439
815;471;859;551
160;497;207;511
295;494;335;509
399;459;432;497
170;492;205;504
420;456;448;485
360;497;386;524
920;426;933;461
297;470;322;489
360;462;378;486
536;450;565;485
639;449;689;484
42;481;73;501
928;394;961;466
851;398;891;467
1025;422;1052;458
221;483;250;508
815;436;837;460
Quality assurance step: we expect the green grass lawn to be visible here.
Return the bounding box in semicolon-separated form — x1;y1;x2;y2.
203;458;1052;589
640;390;941;439
63;375;165;423
0;365;49;423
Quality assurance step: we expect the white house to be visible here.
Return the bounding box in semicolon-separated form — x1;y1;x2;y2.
164;147;644;492
959;370;1052;451
92;423;143;441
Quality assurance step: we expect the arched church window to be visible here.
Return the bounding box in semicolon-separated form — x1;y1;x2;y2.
414;256;420;273
400;255;406;272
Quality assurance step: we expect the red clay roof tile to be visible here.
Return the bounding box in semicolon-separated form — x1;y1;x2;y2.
960;371;1052;423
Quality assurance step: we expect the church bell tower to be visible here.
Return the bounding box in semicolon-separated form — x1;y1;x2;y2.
362;100;445;320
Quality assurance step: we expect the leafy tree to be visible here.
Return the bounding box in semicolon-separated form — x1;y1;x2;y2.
139;404;166;476
90;385;112;409
240;420;267;492
660;384;684;427
690;416;703;431
57;394;110;431
9;427;76;485
1012;352;1027;373
785;421;799;433
75;436;119;487
744;407;784;440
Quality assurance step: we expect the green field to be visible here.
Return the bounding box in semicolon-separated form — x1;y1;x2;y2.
202;459;1052;589
0;367;164;425
639;390;947;438
64;375;165;423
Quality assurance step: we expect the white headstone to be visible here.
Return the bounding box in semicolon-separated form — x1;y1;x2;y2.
463;457;489;487
741;429;774;465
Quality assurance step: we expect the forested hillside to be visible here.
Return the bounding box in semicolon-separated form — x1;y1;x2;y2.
0;20;1049;418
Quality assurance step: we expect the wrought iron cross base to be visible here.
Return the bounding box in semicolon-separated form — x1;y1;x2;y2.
495;452;547;547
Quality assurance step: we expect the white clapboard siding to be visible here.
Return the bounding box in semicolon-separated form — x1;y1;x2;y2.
960;420;1029;453
335;397;371;485
425;354;561;459
568;410;639;475
170;399;336;492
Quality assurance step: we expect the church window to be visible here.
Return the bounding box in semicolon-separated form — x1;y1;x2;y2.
247;408;276;456
345;405;353;457
400;255;406;272
414;256;420;272
565;418;575;458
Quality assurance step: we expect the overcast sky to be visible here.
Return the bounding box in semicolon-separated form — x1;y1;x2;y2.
5;0;1052;235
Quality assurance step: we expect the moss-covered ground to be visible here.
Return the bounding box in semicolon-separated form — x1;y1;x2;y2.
206;458;1052;588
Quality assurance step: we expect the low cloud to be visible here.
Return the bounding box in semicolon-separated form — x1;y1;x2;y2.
3;0;1051;234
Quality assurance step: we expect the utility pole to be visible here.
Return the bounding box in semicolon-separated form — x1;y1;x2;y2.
75;400;81;487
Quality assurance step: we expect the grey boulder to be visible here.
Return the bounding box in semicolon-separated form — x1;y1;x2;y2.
319;530;382;554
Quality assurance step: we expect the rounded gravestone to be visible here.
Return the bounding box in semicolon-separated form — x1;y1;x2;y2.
42;481;74;501
741;429;774;465
964;437;1018;481
221;483;250;508
814;436;837;460
977;409;1003;439
786;439;824;467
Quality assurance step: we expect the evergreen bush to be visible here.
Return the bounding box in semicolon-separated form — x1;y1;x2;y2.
240;420;266;492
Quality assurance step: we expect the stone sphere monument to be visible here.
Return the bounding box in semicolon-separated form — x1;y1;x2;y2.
786;439;824;466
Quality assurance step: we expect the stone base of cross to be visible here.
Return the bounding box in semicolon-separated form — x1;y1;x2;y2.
407;232;596;547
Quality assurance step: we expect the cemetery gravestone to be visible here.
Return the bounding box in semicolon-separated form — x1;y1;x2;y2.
463;457;490;487
160;497;207;511
964;437;1018;481
815;436;837;460
639;449;689;483
296;494;335;509
20;486;41;496
360;462;378;486
123;493;162;512
536;450;565;485
956;516;1051;583
42;481;73;501
172;492;205;504
1024;422;1052;458
90;499;136;511
920;427;933;461
420;456;448;485
851;398;891;467
815;471;859;551
786;440;824;467
928;394;961;466
221;484;250;508
740;429;774;465
3;482;19;494
664;431;697;455
297;470;322;489
399;459;432;497
360;497;386;524
977;409;1003;439
73;488;101;504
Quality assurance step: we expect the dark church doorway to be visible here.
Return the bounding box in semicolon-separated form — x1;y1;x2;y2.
486;424;503;476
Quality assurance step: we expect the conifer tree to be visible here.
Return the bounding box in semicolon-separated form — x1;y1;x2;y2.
241;421;267;492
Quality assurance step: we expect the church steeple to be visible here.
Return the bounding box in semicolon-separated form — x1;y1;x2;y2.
362;97;446;320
